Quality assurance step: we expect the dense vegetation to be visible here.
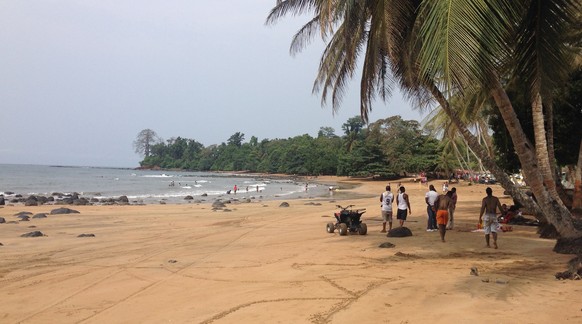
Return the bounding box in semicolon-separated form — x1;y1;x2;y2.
137;115;441;177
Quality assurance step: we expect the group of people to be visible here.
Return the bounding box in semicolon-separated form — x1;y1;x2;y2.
379;185;411;233
379;183;504;248
424;184;456;242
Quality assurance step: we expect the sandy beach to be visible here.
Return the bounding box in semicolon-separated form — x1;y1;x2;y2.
1;177;580;323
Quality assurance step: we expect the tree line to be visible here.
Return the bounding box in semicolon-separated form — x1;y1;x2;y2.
134;115;442;177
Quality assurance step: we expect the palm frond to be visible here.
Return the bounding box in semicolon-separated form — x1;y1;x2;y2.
417;0;517;97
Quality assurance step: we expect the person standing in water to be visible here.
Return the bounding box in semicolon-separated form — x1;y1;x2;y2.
479;187;503;249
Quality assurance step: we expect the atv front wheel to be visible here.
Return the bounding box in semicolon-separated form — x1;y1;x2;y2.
358;223;368;235
326;222;335;233
339;223;348;236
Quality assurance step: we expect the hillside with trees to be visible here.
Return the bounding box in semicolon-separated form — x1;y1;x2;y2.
135;115;442;177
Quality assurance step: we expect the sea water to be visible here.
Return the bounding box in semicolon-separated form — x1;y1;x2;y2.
0;164;331;204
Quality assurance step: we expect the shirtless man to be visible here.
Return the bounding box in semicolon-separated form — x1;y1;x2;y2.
434;191;453;242
479;187;503;249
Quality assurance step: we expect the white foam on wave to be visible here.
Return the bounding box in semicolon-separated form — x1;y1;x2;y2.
141;174;174;178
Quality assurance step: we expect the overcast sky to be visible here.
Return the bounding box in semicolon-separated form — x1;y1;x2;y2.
0;1;426;168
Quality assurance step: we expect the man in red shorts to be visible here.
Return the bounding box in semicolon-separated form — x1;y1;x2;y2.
434;191;453;242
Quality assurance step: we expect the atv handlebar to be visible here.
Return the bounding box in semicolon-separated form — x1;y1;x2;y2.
336;205;366;213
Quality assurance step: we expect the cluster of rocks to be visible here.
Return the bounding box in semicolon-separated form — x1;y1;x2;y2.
0;208;89;246
0;192;132;206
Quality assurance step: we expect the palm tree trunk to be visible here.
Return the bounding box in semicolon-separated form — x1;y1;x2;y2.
491;79;581;239
532;93;562;202
545;100;573;208
426;82;544;220
573;139;582;212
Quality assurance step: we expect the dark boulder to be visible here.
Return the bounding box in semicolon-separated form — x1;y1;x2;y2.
73;198;90;205
77;233;95;237
212;200;226;208
184;195;194;200
24;199;39;206
50;207;80;215
279;202;290;208
387;227;413;237
0;196;4;205
17;215;30;221
14;211;32;217
0;217;5;223
32;213;48;219
118;196;129;203
21;231;45;237
379;242;396;248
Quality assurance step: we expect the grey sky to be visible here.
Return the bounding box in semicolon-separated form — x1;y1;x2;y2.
0;1;425;168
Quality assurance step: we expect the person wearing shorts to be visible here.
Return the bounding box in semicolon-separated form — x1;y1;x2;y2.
479;187;503;249
380;185;394;232
434;191;453;242
396;186;411;227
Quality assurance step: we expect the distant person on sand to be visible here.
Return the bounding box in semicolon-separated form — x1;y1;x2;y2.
447;187;457;229
479;187;503;249
396;186;411;227
434;191;453;242
380;185;394;232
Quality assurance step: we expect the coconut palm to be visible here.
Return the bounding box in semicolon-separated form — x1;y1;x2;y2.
268;0;545;218
267;0;582;245
417;0;581;241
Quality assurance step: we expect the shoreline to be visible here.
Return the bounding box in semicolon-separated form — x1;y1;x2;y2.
0;174;363;207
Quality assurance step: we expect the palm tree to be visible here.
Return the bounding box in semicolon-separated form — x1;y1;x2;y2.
417;0;581;241
267;1;582;245
267;0;544;218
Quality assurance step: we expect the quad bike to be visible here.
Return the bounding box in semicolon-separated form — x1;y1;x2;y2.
326;205;367;235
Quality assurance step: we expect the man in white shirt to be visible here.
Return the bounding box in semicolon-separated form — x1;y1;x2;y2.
425;184;439;232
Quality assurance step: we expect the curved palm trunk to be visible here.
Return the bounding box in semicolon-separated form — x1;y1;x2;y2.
426;83;544;219
491;79;581;239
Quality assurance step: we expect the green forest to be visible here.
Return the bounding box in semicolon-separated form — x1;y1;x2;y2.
135;115;442;177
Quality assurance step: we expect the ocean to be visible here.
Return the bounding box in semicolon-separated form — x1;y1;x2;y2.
0;164;333;204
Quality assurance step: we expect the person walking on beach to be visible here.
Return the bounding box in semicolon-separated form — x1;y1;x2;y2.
233;185;238;194
396;186;411;227
380;185;394;232
447;187;457;230
434;191;453;242
425;185;439;232
442;181;449;193
479;187;503;249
